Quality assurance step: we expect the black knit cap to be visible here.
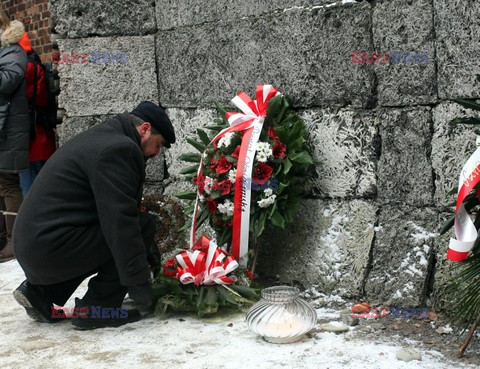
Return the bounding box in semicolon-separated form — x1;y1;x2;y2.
131;101;175;148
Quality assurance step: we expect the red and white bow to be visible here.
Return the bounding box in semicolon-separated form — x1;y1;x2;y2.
176;235;238;286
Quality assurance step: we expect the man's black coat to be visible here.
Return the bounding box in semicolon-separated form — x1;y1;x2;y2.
13;113;151;287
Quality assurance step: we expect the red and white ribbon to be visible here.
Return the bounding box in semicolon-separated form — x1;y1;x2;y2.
190;85;281;266
448;147;480;261
176;235;238;285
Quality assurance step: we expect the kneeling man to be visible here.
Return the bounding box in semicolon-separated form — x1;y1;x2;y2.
12;101;175;330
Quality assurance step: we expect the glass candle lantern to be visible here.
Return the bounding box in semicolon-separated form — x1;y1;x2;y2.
246;286;317;343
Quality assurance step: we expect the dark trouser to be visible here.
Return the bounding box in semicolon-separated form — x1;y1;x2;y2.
19;160;46;197
0;172;23;213
28;212;157;308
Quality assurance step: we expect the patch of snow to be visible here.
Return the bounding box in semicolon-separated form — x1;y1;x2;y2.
0;261;476;369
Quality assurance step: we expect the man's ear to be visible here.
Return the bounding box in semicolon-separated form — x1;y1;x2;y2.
139;122;152;136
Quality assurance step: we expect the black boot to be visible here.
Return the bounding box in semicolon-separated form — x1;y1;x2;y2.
13;280;66;323
71;298;141;330
0;215;16;262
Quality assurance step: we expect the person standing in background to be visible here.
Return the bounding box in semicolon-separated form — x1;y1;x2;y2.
17;32;56;196
0;11;29;262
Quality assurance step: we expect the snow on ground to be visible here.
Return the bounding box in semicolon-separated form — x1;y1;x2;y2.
0;260;476;369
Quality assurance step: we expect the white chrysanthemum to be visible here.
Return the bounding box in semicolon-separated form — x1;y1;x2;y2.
256;151;268;162
263;148;273;158
257;198;271;208
199;195;205;202
256;142;268;152
226;201;234;217
258;194;276;208
204;176;214;194
264;188;273;197
218;199;234;217
228;168;237;183
218;132;235;148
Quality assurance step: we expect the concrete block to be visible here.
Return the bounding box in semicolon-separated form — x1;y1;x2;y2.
434;0;480;99
365;205;437;307
156;1;374;108
301;108;378;198
373;0;436;105
259;199;378;298
51;0;156;38
57;36;158;116
155;0;354;30
377;107;433;206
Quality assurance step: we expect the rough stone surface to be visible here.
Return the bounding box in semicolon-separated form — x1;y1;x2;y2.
365;205;437;307
155;0;354;30
431;220;459;315
51;0;156;38
58;115;113;146
57;36;158;116
373;0;436;106
156;1;374;108
162;108;217;188
431;102;478;208
377;107;433;207
259;199;377;297
301;108;378;198
434;0;480;99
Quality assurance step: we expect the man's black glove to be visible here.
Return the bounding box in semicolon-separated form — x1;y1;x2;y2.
146;242;161;277
128;282;153;307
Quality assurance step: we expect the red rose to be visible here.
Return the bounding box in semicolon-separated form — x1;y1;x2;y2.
193;172;205;195
206;198;218;214
217;179;232;195
273;140;286;159
253;162;273;183
268;127;279;139
164;257;176;268
231;145;241;159
215;154;232;174
163;257;178;277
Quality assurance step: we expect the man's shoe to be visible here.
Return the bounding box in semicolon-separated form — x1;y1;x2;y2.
71;298;141;330
13;280;63;323
0;240;14;263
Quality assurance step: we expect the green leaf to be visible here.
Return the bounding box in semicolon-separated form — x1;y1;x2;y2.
175;191;197;200
179;153;201;163
228;284;259;300
454;98;480;112
256;210;268;238
439;216;454;235
204;125;228;131
179;164;200;175
271;210;286;228
290;151;314;164
283;158;293;175
449;117;480;125
187;138;206;153
197;129;211;146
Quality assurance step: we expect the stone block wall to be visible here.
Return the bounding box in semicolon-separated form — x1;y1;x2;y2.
51;0;480;309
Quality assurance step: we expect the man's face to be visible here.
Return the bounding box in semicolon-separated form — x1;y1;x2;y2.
137;123;166;159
